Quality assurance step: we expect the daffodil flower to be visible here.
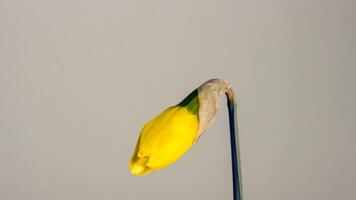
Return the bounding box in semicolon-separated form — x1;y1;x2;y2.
129;79;243;200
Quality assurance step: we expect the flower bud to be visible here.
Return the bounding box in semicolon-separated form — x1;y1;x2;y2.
129;79;234;175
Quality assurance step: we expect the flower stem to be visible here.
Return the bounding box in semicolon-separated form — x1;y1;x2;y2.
226;93;243;200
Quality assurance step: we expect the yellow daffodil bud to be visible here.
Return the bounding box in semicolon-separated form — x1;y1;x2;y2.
130;106;199;175
129;79;235;176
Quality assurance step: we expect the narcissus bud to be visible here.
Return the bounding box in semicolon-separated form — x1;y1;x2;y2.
129;79;235;176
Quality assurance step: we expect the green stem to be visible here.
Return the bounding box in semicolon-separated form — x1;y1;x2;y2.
226;93;243;200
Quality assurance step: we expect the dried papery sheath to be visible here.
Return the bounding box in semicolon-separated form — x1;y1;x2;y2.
195;79;236;143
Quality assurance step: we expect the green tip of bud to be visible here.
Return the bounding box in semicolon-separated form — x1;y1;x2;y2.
177;89;200;116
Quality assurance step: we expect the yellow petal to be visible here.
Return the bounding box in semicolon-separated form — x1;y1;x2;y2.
130;106;199;175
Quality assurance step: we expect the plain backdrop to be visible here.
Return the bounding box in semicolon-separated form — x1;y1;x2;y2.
1;0;355;200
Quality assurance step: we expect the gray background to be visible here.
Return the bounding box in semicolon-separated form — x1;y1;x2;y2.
1;0;355;200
